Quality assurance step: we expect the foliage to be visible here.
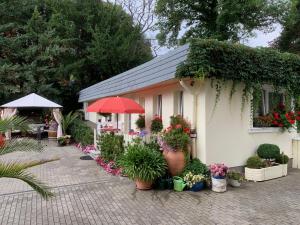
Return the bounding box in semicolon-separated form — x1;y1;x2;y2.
170;115;190;131
135;114;145;129
227;171;244;182
246;156;266;169
257;144;281;159
0;116;53;199
209;163;228;178
253;115;273;128
183;172;205;188
183;158;209;176
0;116;29;133
118;144;167;182
69;118;93;146
144;139;161;152
0;0;152;112
98;133;124;161
176;39;300;109
62;111;78;135
161;124;190;151
275;153;289;164
155;0;287;46
150;115;163;133
275;0;300;54
57;136;67;146
271;103;300;130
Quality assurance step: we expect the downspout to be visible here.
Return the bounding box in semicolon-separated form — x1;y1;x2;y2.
179;79;203;158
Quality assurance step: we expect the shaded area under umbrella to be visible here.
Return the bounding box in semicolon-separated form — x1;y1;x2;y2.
87;96;145;129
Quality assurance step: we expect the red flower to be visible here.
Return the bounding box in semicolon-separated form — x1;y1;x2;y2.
296;116;300;121
273;112;280;120
290;120;295;125
183;128;190;134
175;124;182;129
278;103;285;110
279;123;284;127
285;113;290;119
272;120;279;126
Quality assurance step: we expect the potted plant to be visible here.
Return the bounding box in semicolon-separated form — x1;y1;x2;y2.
150;115;163;133
183;172;205;191
271;103;300;131
135;114;145;130
118;144;167;190
57;136;67;146
245;144;288;181
210;163;228;192
227;171;244;187
158;122;190;176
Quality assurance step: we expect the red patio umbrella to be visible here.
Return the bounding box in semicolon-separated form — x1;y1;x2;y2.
87;96;145;129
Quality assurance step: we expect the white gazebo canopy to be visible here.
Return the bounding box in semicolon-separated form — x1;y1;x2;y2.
0;93;62;108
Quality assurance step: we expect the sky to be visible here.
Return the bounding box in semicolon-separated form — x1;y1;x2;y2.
153;25;283;56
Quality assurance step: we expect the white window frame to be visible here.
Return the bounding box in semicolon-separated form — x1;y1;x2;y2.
250;85;286;133
157;95;162;118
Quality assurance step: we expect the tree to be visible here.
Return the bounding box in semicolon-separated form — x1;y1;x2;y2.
155;0;289;46
0;116;55;199
275;0;300;53
0;0;152;112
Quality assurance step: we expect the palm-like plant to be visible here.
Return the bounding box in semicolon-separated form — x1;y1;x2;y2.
0;116;55;199
62;111;78;135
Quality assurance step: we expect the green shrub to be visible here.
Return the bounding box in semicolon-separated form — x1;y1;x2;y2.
118;144;167;182
144;140;161;152
276;153;289;164
246;156;265;169
151;116;163;133
99;133;124;161
227;171;244;182
257;144;280;159
183;158;209;176
62;111;79;135
135;115;145;129
69;118;93;146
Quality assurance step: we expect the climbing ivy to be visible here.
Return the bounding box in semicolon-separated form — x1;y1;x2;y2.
176;39;300;109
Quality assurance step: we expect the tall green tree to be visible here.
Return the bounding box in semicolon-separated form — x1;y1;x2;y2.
155;0;289;46
275;0;300;53
0;0;152;112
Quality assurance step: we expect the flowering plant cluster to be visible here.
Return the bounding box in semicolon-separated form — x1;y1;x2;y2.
271;103;300;130
150;115;163;133
209;163;228;178
159;123;190;151
75;143;96;154
135;114;145;129
95;157;122;176
183;172;205;188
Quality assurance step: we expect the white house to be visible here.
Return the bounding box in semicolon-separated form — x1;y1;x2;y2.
78;44;296;168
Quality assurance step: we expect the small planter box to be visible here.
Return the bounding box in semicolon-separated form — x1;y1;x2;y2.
245;164;287;182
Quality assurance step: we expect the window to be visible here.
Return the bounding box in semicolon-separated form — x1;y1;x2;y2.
174;91;184;116
253;87;286;128
157;95;162;117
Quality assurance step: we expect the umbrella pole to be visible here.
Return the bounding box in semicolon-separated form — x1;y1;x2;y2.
117;113;119;129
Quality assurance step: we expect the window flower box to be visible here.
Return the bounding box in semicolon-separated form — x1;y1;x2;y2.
245;164;287;182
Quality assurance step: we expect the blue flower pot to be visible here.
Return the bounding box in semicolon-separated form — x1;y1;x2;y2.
213;175;225;179
191;182;205;192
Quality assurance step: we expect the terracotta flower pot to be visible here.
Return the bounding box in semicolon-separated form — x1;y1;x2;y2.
135;179;153;190
163;150;186;176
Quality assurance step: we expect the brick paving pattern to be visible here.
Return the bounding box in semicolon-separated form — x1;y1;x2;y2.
0;140;300;225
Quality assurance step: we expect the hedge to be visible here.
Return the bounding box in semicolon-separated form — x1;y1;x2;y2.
176;39;300;108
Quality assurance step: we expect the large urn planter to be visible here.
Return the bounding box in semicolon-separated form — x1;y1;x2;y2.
135;179;153;190
163;150;186;176
245;164;287;182
48;130;57;140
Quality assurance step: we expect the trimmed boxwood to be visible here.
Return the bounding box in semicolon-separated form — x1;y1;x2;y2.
257;144;280;159
246;156;266;169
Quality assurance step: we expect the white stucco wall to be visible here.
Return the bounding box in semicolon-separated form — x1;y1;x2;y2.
202;80;296;167
82;79;295;167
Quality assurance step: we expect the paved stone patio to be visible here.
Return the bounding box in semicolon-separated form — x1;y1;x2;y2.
1;141;300;225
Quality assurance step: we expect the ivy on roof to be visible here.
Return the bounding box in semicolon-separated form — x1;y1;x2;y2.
176;39;300;108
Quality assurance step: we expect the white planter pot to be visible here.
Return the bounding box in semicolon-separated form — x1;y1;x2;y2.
245;164;288;182
228;179;241;187
211;177;227;192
